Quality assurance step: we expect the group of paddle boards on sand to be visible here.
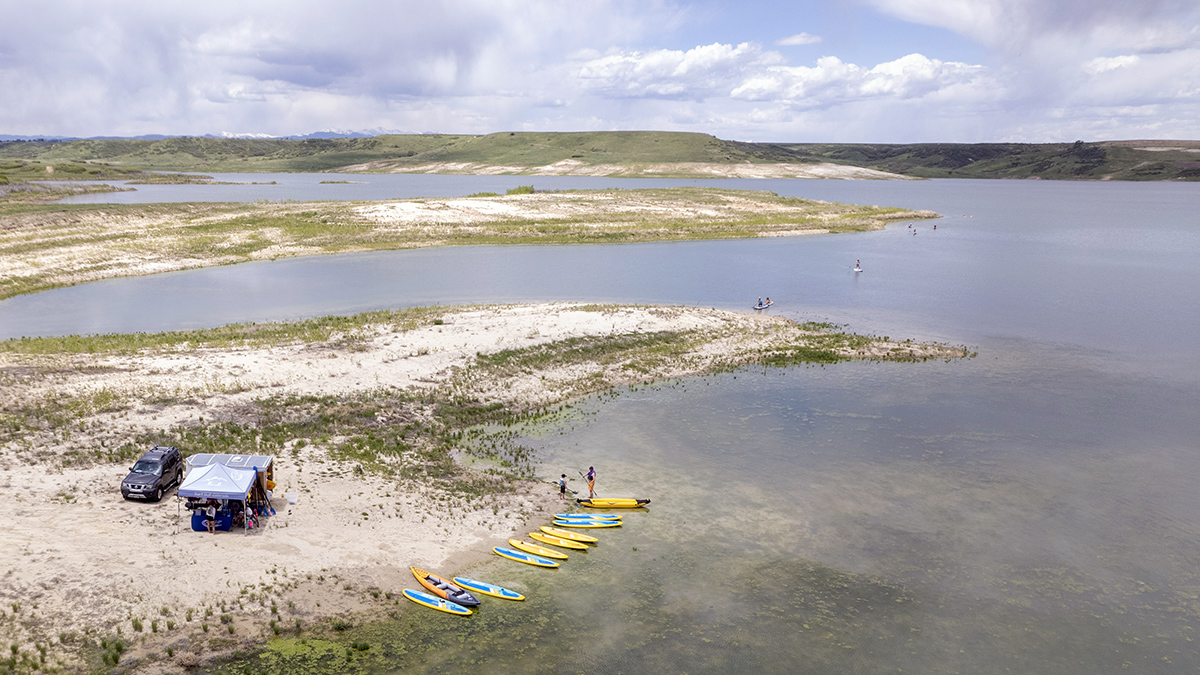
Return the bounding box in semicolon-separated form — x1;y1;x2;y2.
403;466;650;615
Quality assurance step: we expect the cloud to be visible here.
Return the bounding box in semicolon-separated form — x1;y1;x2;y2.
577;43;990;111
0;0;1198;142
577;42;785;99
1083;55;1141;75
776;33;822;46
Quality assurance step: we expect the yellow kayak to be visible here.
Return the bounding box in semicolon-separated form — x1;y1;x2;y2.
540;526;598;543
576;498;650;508
509;539;569;560
529;532;589;550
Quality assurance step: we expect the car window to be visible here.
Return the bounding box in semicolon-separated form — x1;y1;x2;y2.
132;460;162;474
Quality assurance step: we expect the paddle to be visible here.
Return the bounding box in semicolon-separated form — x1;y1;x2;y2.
579;469;597;498
546;479;577;495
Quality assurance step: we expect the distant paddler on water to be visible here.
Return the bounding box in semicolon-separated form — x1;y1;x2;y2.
753;297;773;310
854;259;863;272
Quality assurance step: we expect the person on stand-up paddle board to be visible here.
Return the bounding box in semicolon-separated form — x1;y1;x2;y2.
586;466;596;498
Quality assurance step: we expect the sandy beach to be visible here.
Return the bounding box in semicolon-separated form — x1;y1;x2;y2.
0;303;961;672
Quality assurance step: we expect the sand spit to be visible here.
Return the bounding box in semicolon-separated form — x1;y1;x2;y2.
0;303;963;672
0;188;937;302
339;159;912;180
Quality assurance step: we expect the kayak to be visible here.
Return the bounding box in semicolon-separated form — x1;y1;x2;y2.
554;513;621;520
529;532;590;550
411;567;480;607
576;498;650;508
402;589;472;616
553;519;621;528
540;526;598;543
494;546;560;568
452;577;525;601
509;539;569;560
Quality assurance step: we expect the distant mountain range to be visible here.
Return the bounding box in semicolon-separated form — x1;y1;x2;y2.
0;128;418;142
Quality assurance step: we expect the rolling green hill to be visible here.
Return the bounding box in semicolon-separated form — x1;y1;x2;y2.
2;133;1198;180
776;140;1200;181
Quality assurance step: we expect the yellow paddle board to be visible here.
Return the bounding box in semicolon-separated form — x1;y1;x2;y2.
509;539;568;560
540;526;598;543
576;498;650;508
529;532;589;550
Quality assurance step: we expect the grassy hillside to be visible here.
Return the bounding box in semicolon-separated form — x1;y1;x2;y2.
776;140;1200;181
0;132;816;176
2;133;1198;180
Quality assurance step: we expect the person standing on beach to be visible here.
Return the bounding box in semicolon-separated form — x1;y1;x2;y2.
205;502;216;534
558;474;569;500
586;466;596;498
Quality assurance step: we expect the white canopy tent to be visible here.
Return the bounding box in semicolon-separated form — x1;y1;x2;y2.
177;463;259;534
178;463;257;500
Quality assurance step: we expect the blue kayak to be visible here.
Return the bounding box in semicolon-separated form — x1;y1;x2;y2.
453;576;525;601
493;546;560;568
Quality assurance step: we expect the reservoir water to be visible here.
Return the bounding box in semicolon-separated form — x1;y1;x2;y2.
8;176;1200;673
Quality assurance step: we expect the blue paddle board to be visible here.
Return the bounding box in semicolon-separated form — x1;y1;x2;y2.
493;546;560;568
402;589;472;615
453;576;525;601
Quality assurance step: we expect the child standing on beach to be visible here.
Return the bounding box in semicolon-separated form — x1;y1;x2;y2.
558;474;568;500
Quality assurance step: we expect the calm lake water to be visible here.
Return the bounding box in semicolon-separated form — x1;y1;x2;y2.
9;176;1200;673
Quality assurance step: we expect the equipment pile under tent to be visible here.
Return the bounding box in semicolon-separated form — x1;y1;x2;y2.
176;453;277;534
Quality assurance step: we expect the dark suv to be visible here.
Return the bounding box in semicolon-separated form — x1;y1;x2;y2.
121;446;183;501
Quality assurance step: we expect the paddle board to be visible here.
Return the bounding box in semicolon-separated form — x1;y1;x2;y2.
553;519;621;528
493;546;560;568
576;498;650;508
529;531;590;550
554;513;620;520
452;577;525;601
540;526;599;543
509;539;569;560
402;589;472;615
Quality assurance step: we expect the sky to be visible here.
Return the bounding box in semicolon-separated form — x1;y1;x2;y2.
1;0;1199;142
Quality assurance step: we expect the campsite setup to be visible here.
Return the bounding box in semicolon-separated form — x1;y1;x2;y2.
176;454;276;533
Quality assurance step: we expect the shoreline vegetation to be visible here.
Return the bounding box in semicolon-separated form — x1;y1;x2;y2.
3;132;1199;181
0;302;971;673
0;186;937;301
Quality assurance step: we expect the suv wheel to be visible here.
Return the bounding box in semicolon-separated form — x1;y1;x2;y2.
154;487;163;502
